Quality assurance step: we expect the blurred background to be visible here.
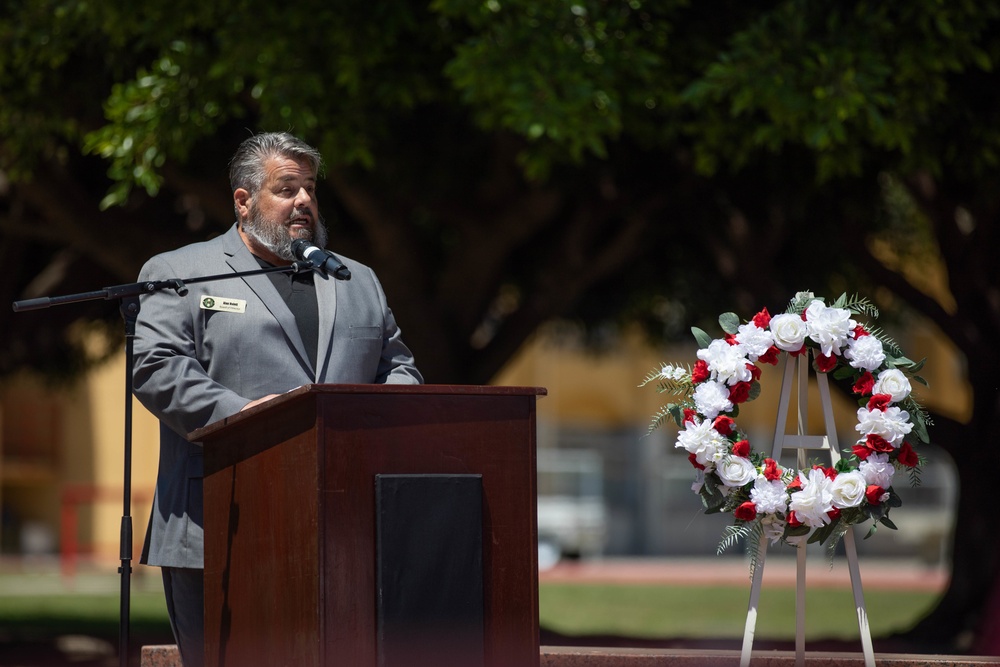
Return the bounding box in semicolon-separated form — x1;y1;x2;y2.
1;0;998;662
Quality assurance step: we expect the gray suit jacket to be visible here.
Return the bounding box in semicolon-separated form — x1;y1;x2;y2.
133;224;422;568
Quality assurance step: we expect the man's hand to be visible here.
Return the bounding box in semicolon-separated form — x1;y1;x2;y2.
240;394;280;411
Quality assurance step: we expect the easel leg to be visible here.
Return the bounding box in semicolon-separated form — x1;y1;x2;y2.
795;541;806;667
740;535;768;667
844;529;877;666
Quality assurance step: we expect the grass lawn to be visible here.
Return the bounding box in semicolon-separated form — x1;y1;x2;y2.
0;583;938;645
539;582;941;641
0;588;172;639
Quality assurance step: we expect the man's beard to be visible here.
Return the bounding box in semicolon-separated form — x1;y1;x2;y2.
242;205;329;262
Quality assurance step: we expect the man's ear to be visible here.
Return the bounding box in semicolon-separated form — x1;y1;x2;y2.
234;188;251;224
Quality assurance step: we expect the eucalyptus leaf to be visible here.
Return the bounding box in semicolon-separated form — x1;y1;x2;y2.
691;326;713;349
719;312;741;334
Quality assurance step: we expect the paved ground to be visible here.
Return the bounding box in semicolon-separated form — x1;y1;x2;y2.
539;555;949;592
0;555;952;666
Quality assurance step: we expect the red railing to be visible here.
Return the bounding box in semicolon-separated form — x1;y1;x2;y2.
59;484;153;580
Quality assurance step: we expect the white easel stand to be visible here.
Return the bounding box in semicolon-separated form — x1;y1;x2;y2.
739;354;876;667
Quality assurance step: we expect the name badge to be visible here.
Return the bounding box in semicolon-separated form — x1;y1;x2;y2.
199;296;247;313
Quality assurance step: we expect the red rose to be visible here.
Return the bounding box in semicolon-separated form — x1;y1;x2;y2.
688;453;705;470
752;308;771;329
683;408;699;424
725;333;739;346
787;510;802;527
852;444;871;460
816;353;838;373
712;415;735;436
812;464;836;480
728;381;752;404
692;360;710;384
763;458;781;481
867;394;893;411
866;434;894;453
747;363;762;381
853;371;875;396
827;508;841;521
735;501;758;521
865;485;885;506
758;346;781;366
732;439;751;458
897;442;919;468
787;476;803;492
853;325;870;338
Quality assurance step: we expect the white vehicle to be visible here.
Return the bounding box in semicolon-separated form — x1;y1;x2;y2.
536;449;608;569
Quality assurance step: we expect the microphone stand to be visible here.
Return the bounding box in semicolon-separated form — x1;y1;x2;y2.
11;260;316;667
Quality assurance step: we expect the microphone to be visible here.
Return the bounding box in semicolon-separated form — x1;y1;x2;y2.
291;239;351;280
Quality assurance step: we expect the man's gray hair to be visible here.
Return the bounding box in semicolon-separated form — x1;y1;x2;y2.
229;132;323;197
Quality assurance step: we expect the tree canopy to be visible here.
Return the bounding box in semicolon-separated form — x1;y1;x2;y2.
3;0;1000;652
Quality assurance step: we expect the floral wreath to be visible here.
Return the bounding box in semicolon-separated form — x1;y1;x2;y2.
641;291;931;552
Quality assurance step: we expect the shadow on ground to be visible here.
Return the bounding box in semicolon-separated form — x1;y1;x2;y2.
0;627;965;667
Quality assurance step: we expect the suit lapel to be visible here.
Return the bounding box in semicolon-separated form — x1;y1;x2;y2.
221;226;313;374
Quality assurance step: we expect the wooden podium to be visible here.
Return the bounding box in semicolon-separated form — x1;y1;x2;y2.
193;384;545;667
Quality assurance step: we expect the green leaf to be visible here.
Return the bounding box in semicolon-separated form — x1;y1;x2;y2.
691;326;714;349
719;312;740;335
807;517;840;545
784;523;810;540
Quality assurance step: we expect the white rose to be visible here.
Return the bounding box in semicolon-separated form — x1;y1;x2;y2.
830;471;867;509
844;335;886;372
788;468;835;527
697;339;752;386
804;301;856;357
750;476;789;515
735;322;775;361
717;456;757;488
769;313;808;351
859;452;895;488
873;368;912;403
693;380;734;420
675;419;729;467
856;405;913;447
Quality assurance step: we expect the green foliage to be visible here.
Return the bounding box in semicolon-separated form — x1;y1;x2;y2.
680;1;1000;179
717;520;755;555
3;0;999;204
434;0;682;179
645;404;675;435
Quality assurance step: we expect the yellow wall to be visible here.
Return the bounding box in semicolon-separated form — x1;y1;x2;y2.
0;359;159;567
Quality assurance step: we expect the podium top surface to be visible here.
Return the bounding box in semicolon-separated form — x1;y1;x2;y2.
188;383;547;441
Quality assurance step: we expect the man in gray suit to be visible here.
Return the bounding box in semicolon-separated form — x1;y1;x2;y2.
133;132;422;667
